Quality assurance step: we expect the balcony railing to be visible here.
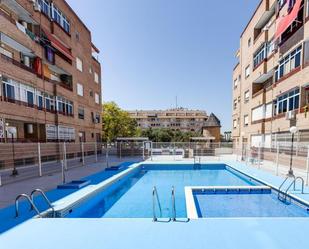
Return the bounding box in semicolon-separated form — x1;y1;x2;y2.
0;53;36;74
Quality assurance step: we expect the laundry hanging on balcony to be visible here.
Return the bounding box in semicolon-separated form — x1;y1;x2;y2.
275;0;302;39
41;29;73;61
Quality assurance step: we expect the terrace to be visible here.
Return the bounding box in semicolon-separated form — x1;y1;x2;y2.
0;142;309;249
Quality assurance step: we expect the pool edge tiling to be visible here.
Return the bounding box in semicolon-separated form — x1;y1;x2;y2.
1;160;309;249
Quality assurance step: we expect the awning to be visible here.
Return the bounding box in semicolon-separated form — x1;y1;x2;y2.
253;69;275;84
43;30;73;61
0;32;34;57
275;0;302;39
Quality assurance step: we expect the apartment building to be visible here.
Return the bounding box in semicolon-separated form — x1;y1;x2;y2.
232;0;309;147
128;108;209;133
0;0;102;143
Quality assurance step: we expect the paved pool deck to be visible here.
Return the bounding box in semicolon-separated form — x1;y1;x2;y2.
1;159;309;249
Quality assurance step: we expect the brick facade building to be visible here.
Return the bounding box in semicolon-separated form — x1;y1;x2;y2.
232;0;309;147
0;0;102;142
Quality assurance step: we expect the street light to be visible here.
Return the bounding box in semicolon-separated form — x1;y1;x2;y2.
288;126;298;177
79;132;83;162
8;127;18;176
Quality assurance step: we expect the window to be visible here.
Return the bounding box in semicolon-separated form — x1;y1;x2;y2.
89;90;93;97
233;99;237;110
0;76;75;115
267;40;276;57
244;115;249;126
76;57;83;72
265;102;272;118
95;93;100;104
95;113;100;124
78;107;85;120
37;0;51;17
278;0;286;8
245;65;250;78
56;96;73;116
253;44;267;68
27;91;34;106
233;119;237;129
77;83;84;96
2;81;15;100
51;3;70;33
248;38;251;47
244;90;250;103
45;94;55;112
275;88;300;114
53;5;61;24
233;78;238;89
275;46;302;81
94;72;99;83
37;93;44;110
251;135;263;147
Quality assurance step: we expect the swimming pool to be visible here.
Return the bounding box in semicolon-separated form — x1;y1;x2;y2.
61;164;258;218
193;188;309;218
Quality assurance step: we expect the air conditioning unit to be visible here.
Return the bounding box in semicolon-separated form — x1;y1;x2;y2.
285;110;296;120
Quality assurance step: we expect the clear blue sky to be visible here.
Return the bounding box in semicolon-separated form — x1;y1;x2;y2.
67;0;260;132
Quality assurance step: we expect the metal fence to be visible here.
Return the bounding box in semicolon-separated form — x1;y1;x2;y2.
233;142;309;185
0;141;309;186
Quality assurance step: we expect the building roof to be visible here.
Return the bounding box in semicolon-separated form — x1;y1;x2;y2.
204;113;221;128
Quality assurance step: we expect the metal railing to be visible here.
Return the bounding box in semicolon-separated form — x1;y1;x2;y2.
15;194;41;218
171;186;176;221
1;141;309;186
152;186;162;222
30;189;55;217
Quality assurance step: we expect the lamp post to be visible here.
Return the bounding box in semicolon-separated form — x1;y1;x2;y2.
79;132;83;162
288;126;298;177
8;127;18;176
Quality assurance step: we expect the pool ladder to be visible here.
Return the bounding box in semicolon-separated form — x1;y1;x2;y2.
152;186;176;222
15;188;54;218
278;176;304;203
193;156;201;170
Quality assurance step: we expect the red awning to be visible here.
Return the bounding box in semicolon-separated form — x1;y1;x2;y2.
43;29;74;61
275;0;302;39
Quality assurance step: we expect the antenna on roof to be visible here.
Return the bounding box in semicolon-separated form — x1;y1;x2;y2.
175;96;178;109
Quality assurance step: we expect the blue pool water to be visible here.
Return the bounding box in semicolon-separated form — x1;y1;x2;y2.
194;191;309;217
67;164;257;218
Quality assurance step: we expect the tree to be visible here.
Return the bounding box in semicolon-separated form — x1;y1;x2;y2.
140;128;201;142
102;102;138;142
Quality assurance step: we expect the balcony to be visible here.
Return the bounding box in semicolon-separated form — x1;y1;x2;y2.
253;0;276;41
43;62;73;91
1;0;40;40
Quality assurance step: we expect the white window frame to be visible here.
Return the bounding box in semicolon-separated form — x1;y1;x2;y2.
94;72;99;84
95;93;100;104
244;90;250;103
76;57;83;72
245;65;250;78
77;83;84;96
244;115;249;126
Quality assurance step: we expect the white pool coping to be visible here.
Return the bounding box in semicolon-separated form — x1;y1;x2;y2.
39;160;309;218
40;162;141;217
185;186;272;219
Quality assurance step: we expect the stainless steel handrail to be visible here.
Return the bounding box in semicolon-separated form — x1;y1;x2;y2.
283;177;305;202
152;186;162;222
30;189;55;217
278;176;304;202
15;194;41;218
278;176;295;201
171;186;176;221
